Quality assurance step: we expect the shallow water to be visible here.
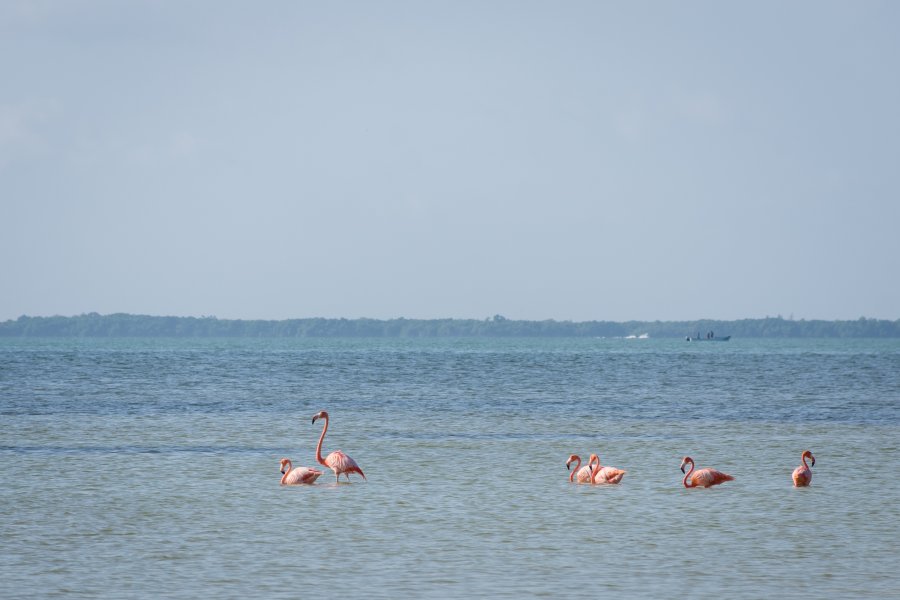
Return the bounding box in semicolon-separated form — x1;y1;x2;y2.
2;337;899;598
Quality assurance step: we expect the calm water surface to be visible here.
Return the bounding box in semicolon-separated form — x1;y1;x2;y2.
1;337;899;598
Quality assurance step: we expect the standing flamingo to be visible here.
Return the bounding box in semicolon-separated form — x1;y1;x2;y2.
680;456;734;488
311;410;366;483
566;454;595;484
792;450;815;487
280;458;323;485
587;453;626;484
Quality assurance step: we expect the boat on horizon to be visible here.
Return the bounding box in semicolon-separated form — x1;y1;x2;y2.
686;332;730;342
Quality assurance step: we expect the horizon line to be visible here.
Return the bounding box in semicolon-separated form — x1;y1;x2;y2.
4;312;898;324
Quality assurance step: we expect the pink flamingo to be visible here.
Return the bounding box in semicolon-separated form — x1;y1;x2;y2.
792;450;815;487
280;458;323;485
566;454;595;484
587;453;626;484
311;410;366;483
680;456;734;488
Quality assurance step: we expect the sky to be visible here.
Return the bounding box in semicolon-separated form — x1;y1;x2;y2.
2;1;899;323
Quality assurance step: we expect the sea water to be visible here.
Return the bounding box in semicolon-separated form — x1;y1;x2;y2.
1;337;898;598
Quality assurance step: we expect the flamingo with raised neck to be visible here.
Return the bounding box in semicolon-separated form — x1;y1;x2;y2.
566;454;594;484
792;450;815;487
587;453;626;484
312;410;366;483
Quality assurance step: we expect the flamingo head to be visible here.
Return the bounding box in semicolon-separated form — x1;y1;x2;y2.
680;456;694;473
279;458;291;474
587;454;600;470
311;410;328;424
565;454;580;470
803;450;816;467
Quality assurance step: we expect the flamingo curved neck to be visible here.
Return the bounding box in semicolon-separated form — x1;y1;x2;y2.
569;457;581;482
682;462;695;488
280;460;292;485
801;453;811;469
589;455;600;482
315;416;329;467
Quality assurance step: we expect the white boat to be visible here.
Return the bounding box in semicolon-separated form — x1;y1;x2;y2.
686;332;730;342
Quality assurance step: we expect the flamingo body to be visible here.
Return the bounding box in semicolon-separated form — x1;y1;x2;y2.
680;456;733;488
565;454;594;484
592;466;627;484
280;458;323;485
792;450;815;487
588;453;626;485
312;410;366;482
323;449;366;482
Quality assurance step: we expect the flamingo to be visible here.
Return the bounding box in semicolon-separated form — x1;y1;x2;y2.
566;454;595;484
280;458;323;485
587;453;626;484
792;450;815;487
680;456;734;488
311;410;366;483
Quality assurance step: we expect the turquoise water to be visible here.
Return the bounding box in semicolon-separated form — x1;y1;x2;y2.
2;337;899;598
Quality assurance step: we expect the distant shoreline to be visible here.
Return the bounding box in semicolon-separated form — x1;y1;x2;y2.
2;313;898;338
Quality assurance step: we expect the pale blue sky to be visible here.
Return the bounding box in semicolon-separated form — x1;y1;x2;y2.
2;1;898;322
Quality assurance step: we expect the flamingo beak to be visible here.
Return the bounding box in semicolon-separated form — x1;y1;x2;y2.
811;457;816;467
680;464;686;473
566;463;571;471
280;469;286;474
311;416;317;424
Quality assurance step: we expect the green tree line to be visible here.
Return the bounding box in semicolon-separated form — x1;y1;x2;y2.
1;313;899;338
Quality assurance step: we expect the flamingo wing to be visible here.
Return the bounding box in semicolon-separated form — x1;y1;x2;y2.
575;465;593;483
326;451;366;479
593;466;627;484
792;466;812;487
284;466;323;485
693;468;733;487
